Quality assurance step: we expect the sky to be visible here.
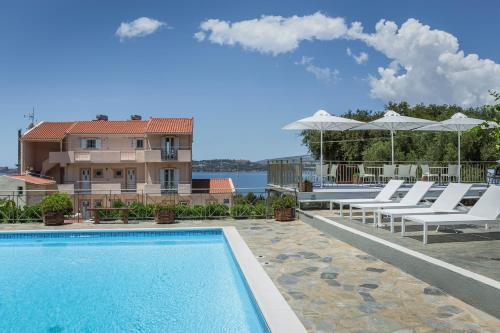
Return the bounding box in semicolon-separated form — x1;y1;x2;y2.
1;0;499;166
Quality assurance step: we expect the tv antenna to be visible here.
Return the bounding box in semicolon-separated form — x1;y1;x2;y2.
24;107;36;130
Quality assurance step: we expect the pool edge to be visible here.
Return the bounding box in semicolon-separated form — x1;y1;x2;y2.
222;226;307;333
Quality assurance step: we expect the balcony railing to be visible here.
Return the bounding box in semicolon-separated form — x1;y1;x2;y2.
267;158;498;188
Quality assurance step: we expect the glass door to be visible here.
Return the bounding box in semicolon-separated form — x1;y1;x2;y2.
161;137;176;160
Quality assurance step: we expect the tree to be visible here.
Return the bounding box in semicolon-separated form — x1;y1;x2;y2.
300;103;499;163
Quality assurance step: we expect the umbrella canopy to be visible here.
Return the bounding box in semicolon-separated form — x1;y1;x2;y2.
416;112;498;182
283;110;364;187
351;110;436;164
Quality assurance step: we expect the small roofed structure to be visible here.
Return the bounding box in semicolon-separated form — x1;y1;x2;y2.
192;178;235;205
0;175;57;207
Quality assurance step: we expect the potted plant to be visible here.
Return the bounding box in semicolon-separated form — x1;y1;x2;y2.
272;195;296;222
40;193;73;226
299;179;313;192
352;172;361;184
154;203;177;224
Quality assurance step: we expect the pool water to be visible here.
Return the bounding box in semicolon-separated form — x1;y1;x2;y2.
0;230;269;333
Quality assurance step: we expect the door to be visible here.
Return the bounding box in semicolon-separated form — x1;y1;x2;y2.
160;168;178;192
126;169;137;191
80;168;91;191
161;137;176;159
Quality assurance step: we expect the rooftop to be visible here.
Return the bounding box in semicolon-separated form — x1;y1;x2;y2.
192;178;235;194
21;117;193;140
7;175;56;185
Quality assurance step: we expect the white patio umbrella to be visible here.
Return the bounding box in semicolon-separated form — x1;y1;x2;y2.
283;110;365;187
350;110;436;164
416;112;498;182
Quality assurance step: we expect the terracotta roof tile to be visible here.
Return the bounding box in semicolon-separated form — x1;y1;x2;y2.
10;175;56;185
21;118;193;140
22;122;75;140
192;178;234;194
146;118;193;134
68;121;147;134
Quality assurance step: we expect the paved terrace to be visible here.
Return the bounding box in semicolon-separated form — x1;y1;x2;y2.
1;220;499;333
311;209;500;282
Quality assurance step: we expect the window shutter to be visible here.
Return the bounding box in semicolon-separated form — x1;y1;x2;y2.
174;169;180;183
159;169;165;189
96;139;101;149
80;138;86;149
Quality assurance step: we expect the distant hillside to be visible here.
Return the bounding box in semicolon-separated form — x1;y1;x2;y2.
192;159;266;172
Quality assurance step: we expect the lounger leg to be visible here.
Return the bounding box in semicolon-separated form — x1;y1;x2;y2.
349;206;353;223
390;215;395;233
375;212;381;227
485;224;489;230
339;203;343;218
423;224;428;244
362;209;366;224
401;218;405;236
330;201;333;211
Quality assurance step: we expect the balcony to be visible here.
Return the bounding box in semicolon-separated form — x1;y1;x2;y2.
144;148;191;162
49;150;143;164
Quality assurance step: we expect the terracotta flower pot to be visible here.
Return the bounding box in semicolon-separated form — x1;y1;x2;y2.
274;208;295;222
299;181;313;192
43;212;65;226
155;211;176;224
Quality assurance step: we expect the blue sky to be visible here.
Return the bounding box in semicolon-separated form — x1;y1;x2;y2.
1;0;499;166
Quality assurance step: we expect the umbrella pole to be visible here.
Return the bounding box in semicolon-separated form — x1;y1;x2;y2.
391;130;395;165
458;131;461;183
320;129;324;188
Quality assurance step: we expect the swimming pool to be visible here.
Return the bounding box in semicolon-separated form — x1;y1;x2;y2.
0;228;276;332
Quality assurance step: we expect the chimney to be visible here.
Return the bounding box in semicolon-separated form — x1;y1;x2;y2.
95;114;108;121
130;115;142;121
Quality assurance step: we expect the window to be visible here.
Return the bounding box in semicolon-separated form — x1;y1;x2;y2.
94;200;102;208
17;186;23;196
223;198;230;205
113;169;123;178
135;139;144;149
93;169;103;178
81;138;101;150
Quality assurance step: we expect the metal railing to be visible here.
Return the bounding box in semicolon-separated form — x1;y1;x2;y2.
268;157;498;188
0;187;296;223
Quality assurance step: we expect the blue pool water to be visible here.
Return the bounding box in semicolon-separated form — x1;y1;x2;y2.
0;230;269;333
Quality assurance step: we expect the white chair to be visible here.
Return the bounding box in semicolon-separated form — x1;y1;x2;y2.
377;183;472;232
331;180;404;218
421;164;439;182
358;164;376;183
379;164;396;183
328;164;338;184
442;164;460;183
350;181;434;224
397;165;411;181
409;164;418;182
402;185;500;244
315;164;329;184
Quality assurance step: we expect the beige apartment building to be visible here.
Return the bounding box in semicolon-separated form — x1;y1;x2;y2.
20;115;194;195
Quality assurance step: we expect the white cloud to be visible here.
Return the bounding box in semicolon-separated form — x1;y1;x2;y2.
116;17;166;40
346;48;368;64
349;18;500;106
295;56;339;82
194;12;347;55
196;13;500;106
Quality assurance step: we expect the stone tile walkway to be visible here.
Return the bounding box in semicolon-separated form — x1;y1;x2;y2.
311;208;500;282
1;220;499;332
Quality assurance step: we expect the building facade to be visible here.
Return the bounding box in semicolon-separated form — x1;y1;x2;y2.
20;116;194;195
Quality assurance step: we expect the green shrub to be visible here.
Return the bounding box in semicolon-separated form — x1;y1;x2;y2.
0;199;17;223
40;193;73;215
20;203;42;223
129;202;154;219
204;203;229;218
251;202;266;218
272;195;296;211
153;203;177;214
231;203;254;219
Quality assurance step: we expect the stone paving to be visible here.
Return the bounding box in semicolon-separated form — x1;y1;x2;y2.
311;208;500;282
1;220;500;332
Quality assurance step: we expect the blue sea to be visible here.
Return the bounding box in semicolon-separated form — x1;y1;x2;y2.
0;230;269;333
193;171;267;192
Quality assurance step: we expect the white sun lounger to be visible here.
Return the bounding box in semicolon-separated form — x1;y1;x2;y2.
332;180;404;219
350;181;434;224
401;185;500;244
376;183;472;233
